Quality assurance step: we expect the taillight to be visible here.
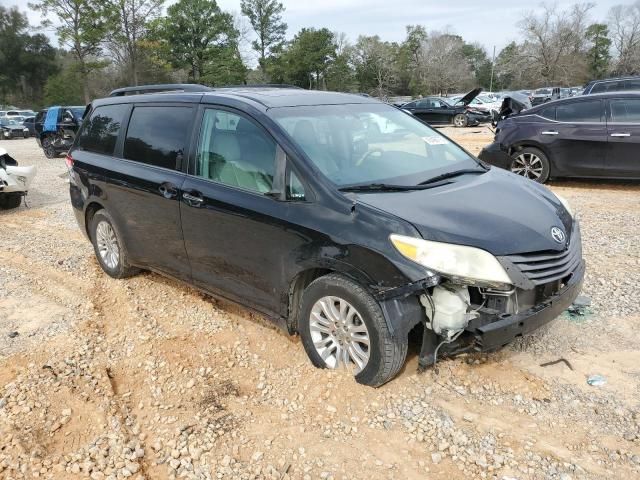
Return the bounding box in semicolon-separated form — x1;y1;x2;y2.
65;152;74;169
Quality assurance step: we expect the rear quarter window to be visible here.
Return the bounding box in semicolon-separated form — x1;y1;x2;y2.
556;100;602;122
76;104;129;155
123;106;193;170
610;99;640;122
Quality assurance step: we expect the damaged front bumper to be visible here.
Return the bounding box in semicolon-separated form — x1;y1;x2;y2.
471;259;584;351
417;258;585;368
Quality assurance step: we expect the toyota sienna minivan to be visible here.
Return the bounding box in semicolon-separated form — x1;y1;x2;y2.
68;86;584;387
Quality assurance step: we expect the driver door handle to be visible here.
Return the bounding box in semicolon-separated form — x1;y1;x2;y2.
183;191;204;206
610;132;631;137
541;131;559;135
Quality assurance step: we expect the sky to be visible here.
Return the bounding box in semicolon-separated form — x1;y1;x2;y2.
1;0;626;60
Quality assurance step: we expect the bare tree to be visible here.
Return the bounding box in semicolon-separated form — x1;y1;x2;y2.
352;35;398;99
608;1;640;75
518;2;593;84
417;32;473;95
104;0;164;85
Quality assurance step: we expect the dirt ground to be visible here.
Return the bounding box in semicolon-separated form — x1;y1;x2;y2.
0;129;639;480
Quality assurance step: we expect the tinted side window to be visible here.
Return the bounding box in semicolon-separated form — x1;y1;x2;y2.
123;106;192;170
540;107;556;120
610;99;640;122
77;104;128;155
195;109;276;193
624;79;640;90
556;101;602;122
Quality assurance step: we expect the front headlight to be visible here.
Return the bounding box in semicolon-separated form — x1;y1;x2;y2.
554;193;573;218
390;234;512;286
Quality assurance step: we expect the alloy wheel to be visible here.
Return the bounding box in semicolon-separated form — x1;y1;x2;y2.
511;152;544;180
96;221;120;270
309;296;370;374
454;115;466;127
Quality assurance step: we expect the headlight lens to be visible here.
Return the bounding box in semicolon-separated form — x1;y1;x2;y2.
554;193;573;217
390;234;512;286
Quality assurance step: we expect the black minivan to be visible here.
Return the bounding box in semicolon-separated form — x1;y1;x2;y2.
68;87;584;386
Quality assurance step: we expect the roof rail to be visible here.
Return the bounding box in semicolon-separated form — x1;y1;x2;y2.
218;84;303;89
108;83;213;97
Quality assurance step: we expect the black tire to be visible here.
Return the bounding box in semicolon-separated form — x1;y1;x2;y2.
0;194;22;210
298;273;408;387
510;147;551;183
42;136;58;159
90;209;139;279
453;113;468;128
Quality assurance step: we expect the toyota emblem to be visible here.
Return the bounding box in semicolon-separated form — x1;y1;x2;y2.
551;227;566;244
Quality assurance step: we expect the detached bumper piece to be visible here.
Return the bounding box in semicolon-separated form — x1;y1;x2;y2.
473;259;584;351
478;141;513;170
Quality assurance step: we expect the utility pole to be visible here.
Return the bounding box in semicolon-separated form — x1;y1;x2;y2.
489;45;496;93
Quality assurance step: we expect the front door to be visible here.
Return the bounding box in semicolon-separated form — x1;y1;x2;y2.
606;97;640;177
180;107;306;316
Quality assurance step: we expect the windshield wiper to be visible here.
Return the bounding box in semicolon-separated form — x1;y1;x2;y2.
339;182;449;193
418;168;487;186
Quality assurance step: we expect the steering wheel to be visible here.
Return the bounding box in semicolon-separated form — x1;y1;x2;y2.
355;148;384;166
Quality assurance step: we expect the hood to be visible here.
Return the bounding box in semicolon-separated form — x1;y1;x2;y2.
496;93;531;122
355;168;573;256
456;88;483;106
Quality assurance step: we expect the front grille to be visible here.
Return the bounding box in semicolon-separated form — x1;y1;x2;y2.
505;227;582;286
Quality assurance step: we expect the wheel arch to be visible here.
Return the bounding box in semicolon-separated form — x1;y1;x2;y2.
286;265;374;334
84;200;106;238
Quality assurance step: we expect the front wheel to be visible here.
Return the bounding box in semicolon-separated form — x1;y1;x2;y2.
298;273;408;387
510;147;550;183
453;114;468;127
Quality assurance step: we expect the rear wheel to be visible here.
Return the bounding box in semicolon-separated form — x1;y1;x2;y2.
453;114;468;127
298;273;408;387
41;136;57;159
510;147;550;183
0;194;22;210
90;210;139;279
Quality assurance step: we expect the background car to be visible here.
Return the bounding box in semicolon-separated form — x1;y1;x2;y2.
582;76;640;95
451;94;502;119
34;106;85;158
0;117;30;139
479;91;640;183
22;116;36;136
402;89;490;127
530;87;561;106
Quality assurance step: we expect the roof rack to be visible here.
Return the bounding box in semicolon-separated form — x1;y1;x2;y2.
217;84;303;89
108;84;213;97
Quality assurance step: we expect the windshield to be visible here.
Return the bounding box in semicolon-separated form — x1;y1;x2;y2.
535;88;552;95
271;103;479;187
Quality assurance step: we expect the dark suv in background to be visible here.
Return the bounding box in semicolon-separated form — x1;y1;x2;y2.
35;106;85;158
582;76;640;95
479;91;640;182
68;86;583;386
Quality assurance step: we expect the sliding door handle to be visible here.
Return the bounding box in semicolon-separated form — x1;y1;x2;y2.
541;131;559;135
183;192;203;206
610;132;631;137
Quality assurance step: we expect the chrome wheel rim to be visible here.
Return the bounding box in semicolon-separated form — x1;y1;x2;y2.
454;115;465;127
309;296;370;374
96;221;120;270
511;153;544;180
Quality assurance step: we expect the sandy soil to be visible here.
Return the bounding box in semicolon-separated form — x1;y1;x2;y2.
0;134;639;480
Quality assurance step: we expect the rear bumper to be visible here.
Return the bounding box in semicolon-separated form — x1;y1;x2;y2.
472;259;585;351
478;141;513;169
